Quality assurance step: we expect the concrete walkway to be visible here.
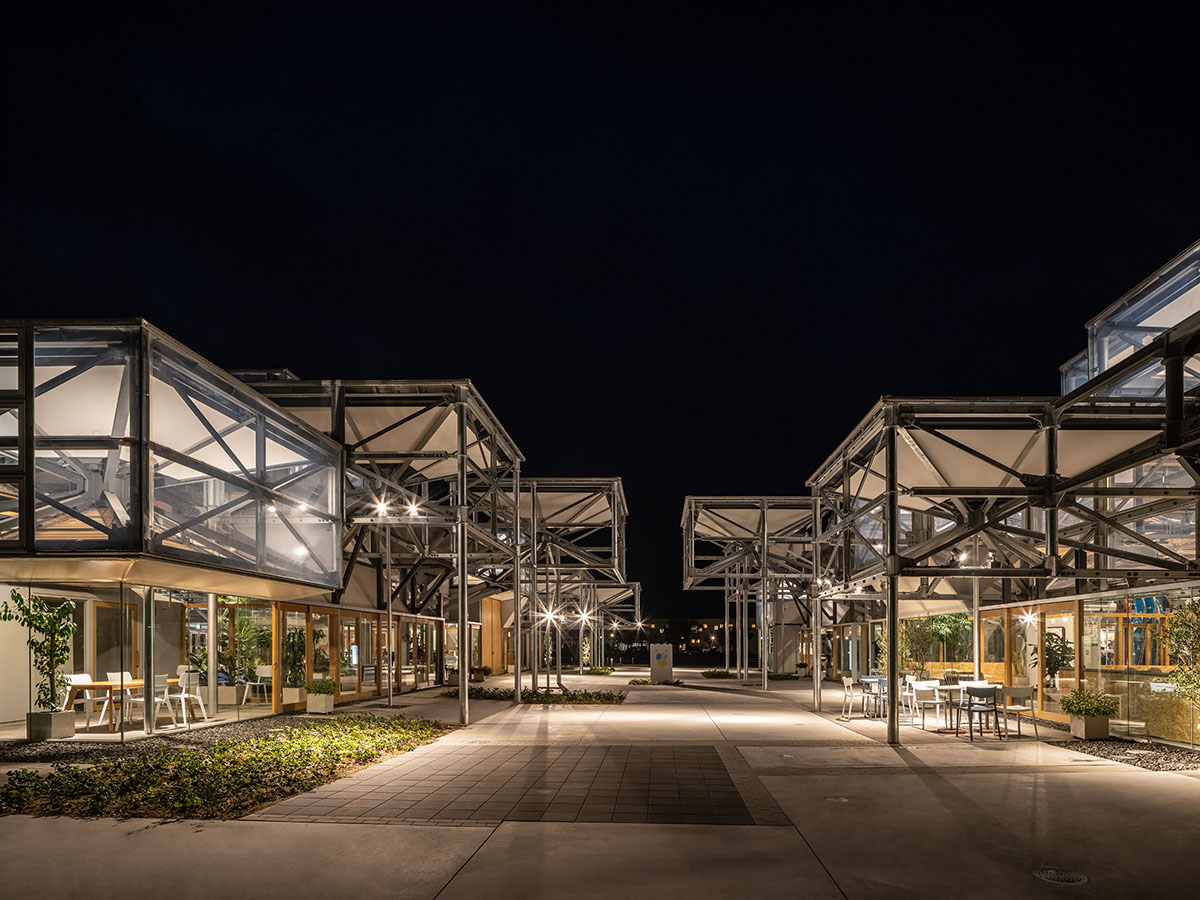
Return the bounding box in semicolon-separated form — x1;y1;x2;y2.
3;669;1198;899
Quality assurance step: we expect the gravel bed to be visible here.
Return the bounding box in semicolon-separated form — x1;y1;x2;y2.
0;715;319;765
1048;738;1200;771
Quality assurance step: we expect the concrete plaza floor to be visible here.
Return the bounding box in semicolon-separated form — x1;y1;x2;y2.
3;668;1198;899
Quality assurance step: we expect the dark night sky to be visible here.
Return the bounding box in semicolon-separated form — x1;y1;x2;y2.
4;4;1199;617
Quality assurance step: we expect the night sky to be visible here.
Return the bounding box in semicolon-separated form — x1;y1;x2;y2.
4;5;1199;617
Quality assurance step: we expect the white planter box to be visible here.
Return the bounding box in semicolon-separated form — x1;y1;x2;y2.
28;710;75;740
1069;714;1110;740
306;694;335;714
218;684;247;706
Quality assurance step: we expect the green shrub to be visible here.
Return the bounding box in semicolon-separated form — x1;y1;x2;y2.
441;687;626;704
701;669;736;679
628;678;684;686
585;667;614;676
0;715;450;819
768;672;799;680
1059;688;1119;718
304;680;336;695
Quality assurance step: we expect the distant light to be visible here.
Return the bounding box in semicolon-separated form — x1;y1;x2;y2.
266;504;277;514
580;613;589;622
376;502;388;514
298;503;307;512
292;546;307;557
1020;612;1036;625
407;503;420;516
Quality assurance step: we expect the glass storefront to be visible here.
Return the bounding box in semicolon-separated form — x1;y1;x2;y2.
0;582;444;739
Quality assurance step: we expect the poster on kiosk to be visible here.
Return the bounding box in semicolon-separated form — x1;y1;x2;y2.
650;644;673;683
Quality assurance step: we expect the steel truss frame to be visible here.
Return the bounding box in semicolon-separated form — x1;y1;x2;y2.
803;307;1200;741
244;378;524;723
681;497;815;688
521;478;639;686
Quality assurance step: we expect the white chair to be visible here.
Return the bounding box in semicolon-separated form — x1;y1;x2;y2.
912;682;948;730
101;670;139;726
243;665;272;705
170;670;209;724
62;673;104;729
841;676;861;719
149;674;177;727
1001;685;1038;738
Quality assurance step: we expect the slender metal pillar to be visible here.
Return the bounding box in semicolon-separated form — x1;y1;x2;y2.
512;464;522;702
972;535;981;681
386;524;394;707
142;587;154;735
207;592;218;713
759;500;769;691
885;421;901;745
456;401;469;726
723;582;730;672
812;598;822;711
530;483;539;692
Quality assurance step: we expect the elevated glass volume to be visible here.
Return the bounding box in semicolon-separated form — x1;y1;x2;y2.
1;322;342;589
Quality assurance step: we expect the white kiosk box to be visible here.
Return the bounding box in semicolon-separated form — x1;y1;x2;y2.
650;644;673;683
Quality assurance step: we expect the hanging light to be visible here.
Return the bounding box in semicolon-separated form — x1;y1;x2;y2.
376;502;388;514
407;503;420;516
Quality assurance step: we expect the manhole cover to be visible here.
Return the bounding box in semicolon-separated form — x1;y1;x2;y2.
1032;867;1088;885
823;796;850;803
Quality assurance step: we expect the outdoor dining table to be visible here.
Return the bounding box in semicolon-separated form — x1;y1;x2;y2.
63;678;178;733
859;675;888;718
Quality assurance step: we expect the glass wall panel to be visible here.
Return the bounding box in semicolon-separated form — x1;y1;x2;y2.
1040;609;1076;715
311;612;333;684
981;614;1006;682
1009;610;1040;708
0;481;19;543
147;333;340;586
281;608;307;708
0;332;18;392
0;406;18;466
360;617;378;695
32;325;139;550
229;602;273;709
339;615;359;696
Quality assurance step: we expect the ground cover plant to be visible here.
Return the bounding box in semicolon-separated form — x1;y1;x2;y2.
0;715;450;820
1059;688;1119;718
628;678;684;686
441;687;626;704
585;667;614;676
701;669;736;679
768;672;799;680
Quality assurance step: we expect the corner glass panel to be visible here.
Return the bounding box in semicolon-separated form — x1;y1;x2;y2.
0;482;19;543
0;407;18;465
0;333;18;392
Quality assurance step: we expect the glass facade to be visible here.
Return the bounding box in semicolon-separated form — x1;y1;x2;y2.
0;322;341;587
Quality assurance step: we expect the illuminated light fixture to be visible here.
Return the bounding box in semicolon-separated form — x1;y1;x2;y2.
266;504;277;513
579;613;589;622
407;503;420;516
292;546;307;557
298;503;307;512
376;502;388;514
636;621;644;628
1020;612;1036;626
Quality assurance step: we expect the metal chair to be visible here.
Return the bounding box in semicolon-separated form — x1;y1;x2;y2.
1000;685;1038;738
101;670;139;726
955;685;1004;740
149;674;177;727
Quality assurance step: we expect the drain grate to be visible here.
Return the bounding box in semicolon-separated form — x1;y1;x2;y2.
1032;866;1089;885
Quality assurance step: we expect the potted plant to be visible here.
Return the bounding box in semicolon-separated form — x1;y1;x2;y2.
1;589;79;740
305;680;336;713
470;665;491;683
446;667;459;686
1059;687;1119;739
